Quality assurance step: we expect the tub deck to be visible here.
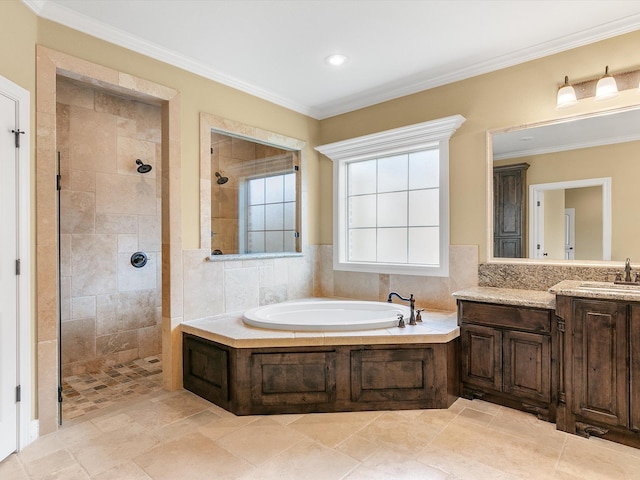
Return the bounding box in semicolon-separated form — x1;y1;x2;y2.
181;307;460;415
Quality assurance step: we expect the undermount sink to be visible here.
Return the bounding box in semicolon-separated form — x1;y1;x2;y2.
579;281;640;292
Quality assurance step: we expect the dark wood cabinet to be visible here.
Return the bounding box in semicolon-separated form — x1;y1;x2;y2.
183;333;459;415
458;300;555;421
556;296;640;448
493;163;529;258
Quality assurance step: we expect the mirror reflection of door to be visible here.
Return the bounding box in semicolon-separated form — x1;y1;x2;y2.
564;208;575;259
530;179;610;261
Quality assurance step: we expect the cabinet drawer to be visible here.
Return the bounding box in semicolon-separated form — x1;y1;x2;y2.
459;301;551;334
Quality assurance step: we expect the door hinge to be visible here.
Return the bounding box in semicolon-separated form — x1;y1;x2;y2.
15;259;20;275
58;386;63;403
11;129;25;148
537;201;541;207
16;385;21;402
536;244;541;250
56;174;62;191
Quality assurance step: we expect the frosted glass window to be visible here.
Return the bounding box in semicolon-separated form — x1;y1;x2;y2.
284;202;296;230
378;154;408;193
349;228;376;262
320;113;464;276
409;189;439;226
265;203;284;230
265;175;284;203
265;231;284;252
249;179;265;205
248;232;265;253
349;195;376;228
409;149;439;190
248;205;265;230
245;171;297;253
377;192;407;227
284;173;296;201
408;227;439;264
348;160;377;195
377;228;408;263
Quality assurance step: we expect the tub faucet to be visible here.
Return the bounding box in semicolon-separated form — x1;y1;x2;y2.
625;258;633;283
387;292;416;325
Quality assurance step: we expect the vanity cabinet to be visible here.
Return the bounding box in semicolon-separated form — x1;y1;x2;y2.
556;296;640;448
493;163;529;258
458;300;555;421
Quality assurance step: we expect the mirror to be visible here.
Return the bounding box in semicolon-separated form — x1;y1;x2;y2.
490;106;640;263
200;113;305;258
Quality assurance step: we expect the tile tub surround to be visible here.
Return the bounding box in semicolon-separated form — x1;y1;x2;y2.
479;263;622;291
452;286;556;310
181;307;459;349
57;77;162;377
4;392;640;480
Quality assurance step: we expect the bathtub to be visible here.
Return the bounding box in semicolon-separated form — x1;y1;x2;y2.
243;299;411;331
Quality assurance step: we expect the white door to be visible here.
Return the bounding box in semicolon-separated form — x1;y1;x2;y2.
0;88;19;461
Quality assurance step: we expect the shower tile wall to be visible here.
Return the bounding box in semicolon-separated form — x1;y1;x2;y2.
57;77;162;377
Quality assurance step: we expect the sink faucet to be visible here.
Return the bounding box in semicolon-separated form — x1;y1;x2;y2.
387;292;416;325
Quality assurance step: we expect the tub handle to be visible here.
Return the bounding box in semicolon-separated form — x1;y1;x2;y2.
416;309;424;323
397;314;406;328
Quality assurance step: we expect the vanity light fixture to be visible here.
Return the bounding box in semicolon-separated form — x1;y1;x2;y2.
595;66;620;101
556;76;578;109
325;53;348;66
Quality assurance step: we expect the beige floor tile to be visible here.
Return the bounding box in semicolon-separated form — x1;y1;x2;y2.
92;461;153;480
556;435;640;479
37;463;91;480
134;432;253;480
197;414;261;441
419;421;560;480
235;439;359;480
451;406;497;426
18;421;101;464
288;411;381;447
69;421;160;477
344;450;453;480
0;454;30;480
214;417;310;465
356;411;442;454
486;405;566;450
22;449;77;478
335;434;381;462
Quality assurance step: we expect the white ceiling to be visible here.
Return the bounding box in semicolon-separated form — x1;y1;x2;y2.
24;0;640;119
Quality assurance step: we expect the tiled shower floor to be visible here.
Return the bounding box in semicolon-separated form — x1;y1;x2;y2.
61;355;163;420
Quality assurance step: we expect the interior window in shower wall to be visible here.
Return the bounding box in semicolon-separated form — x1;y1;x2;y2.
57;77;162;377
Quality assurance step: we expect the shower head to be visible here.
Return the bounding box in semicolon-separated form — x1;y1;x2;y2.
136;159;152;174
215;171;229;185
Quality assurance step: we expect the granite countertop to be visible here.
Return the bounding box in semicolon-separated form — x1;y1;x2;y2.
181;309;460;349
452;286;556;310
549;280;640;302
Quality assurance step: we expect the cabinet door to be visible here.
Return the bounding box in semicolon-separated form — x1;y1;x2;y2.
460;324;502;392
572;299;628;428
630;305;640;432
503;330;550;402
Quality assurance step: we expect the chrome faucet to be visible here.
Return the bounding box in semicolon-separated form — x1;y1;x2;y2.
388;292;416;325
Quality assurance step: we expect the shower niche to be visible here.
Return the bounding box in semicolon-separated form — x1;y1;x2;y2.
209;130;301;256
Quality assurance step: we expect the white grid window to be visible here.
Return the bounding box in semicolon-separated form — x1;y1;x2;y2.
316;115;465;277
245;172;297;253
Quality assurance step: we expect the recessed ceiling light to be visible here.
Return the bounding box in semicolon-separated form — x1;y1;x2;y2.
325;54;348;66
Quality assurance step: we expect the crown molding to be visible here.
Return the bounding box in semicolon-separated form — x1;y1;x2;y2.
23;1;640;120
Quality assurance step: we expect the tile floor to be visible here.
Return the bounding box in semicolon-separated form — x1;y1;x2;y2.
2;392;640;479
61;356;163;420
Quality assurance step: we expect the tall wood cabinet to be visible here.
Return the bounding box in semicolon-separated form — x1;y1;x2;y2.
556;295;640;448
493;163;529;258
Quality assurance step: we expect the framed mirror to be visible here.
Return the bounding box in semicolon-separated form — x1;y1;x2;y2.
488;106;640;264
200;113;305;259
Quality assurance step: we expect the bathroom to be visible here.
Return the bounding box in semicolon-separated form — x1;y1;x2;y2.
3;3;640;476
